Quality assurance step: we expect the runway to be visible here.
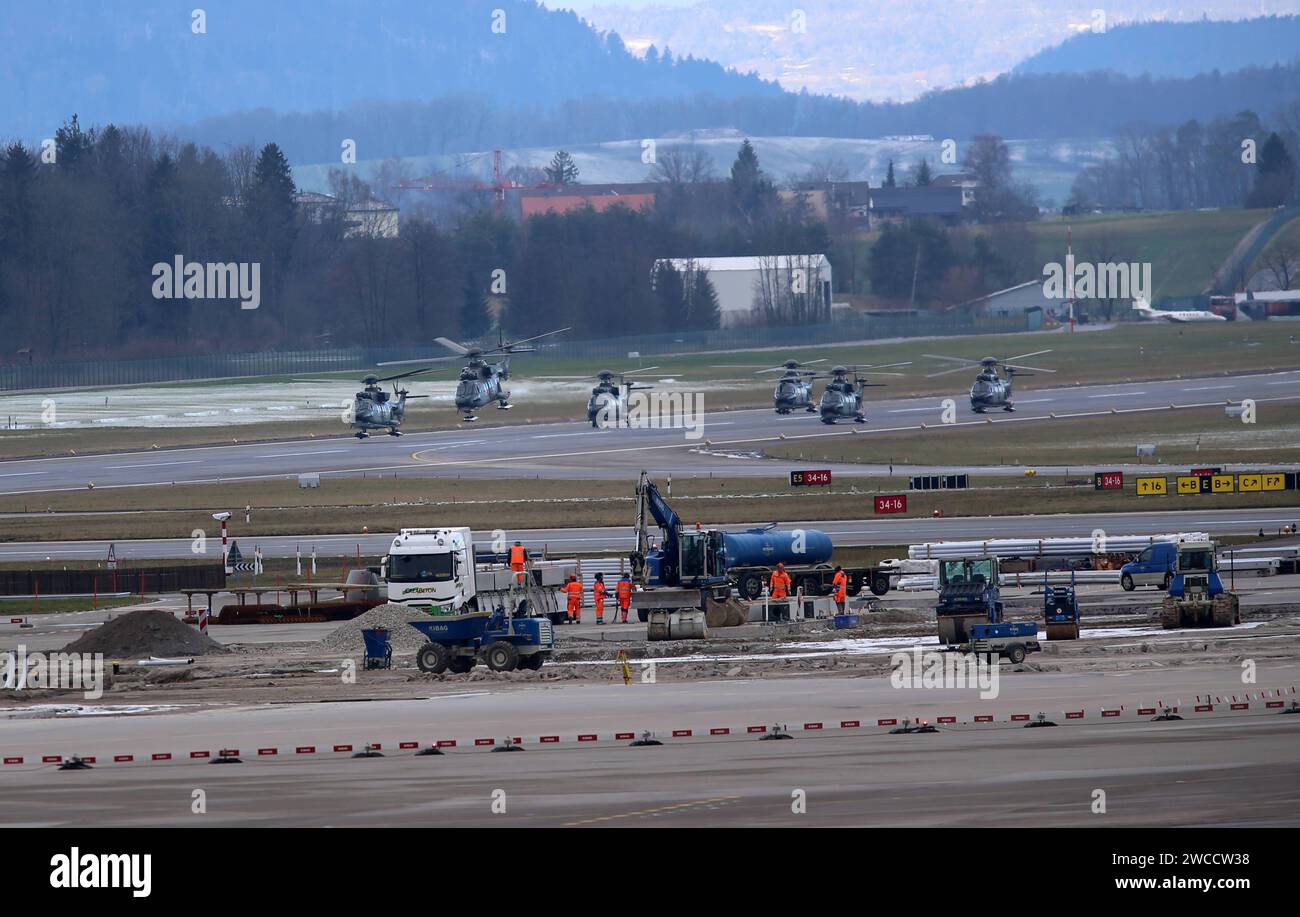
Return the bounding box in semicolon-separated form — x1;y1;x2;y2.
2;369;1297;496
4;507;1298;560
3;667;1297;826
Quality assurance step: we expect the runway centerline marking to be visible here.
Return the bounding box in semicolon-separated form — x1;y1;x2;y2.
563;795;741;827
0;471;46;477
1088;391;1146;398
104;460;203;469
257;450;350;458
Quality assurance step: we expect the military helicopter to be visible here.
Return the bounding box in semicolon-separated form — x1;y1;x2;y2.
380;327;569;421
923;350;1055;412
296;369;434;438
755;359;826;414
583;367;659;428
816;364;910;424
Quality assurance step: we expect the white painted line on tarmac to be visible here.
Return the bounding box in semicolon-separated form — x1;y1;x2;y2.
257;449;350;458
1266;379;1300;385
1088;391;1146;398
0;471;46;477
1183;385;1231;391
104;460;203;469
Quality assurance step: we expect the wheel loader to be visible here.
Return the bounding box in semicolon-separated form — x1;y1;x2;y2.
1159;541;1241;630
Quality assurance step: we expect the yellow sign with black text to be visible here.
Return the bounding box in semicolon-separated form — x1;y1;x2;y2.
1261;473;1286;491
1238;474;1262;492
1176;476;1200;495
1211;474;1235;493
1136;476;1168;495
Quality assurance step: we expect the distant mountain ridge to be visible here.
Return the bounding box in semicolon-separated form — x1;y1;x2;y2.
0;0;781;139
1015;15;1300;78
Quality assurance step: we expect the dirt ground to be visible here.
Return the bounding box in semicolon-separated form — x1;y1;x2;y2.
5;592;1297;712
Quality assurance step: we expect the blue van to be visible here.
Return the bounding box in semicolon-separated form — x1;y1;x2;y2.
1120;542;1176;591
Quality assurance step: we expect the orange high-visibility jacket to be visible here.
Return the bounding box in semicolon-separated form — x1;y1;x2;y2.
593;582;607;604
770;569;792;598
509;544;526;568
616;580;633;605
832;571;848;601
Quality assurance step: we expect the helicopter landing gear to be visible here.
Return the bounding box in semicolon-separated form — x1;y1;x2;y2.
805;405;818;412
854;413;866;423
820;416;836;425
354;431;369;439
1002;403;1016;412
971;407;986;414
497;400;512;410
387;428;402;436
462;413;477;422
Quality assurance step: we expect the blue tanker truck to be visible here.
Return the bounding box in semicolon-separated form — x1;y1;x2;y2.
629;472;895;622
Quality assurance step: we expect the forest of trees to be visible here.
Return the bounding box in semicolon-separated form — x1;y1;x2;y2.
0;121;834;361
1069;108;1300;211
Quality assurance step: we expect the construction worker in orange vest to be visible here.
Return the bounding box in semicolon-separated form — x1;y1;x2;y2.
564;575;584;623
615;574;633;623
593;572;608;625
509;541;527;585
832;565;848;614
769;563;792;600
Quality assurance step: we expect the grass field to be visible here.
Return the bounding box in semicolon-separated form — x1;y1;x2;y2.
0;469;1294;543
763;401;1300;467
4;323;1299;460
0;595;144;615
1026;209;1273;300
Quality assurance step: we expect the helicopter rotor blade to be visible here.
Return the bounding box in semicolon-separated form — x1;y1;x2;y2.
621;365;660;375
1000;349;1053;363
1003;363;1057;373
435;336;471;356
497;326;572;351
925;364;977;378
860;361;912;370
374;366;438;383
375;354;460;367
922;353;981;366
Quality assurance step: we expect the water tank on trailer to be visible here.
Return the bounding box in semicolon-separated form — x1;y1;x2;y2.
721;529;834;569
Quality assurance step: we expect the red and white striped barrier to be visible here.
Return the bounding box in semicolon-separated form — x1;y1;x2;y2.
4;685;1294;769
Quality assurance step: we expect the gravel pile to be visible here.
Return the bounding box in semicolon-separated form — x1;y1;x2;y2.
315;603;437;655
63;609;229;658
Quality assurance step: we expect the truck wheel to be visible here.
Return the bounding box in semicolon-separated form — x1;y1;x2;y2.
519;654;545;671
870;574;889;597
638;610;649;623
737;572;765;600
416;642;451;674
797;574;822;596
447;656;475;674
1160;573;1172;591
1120;573;1134;592
1006;644;1026;664
485;641;520;672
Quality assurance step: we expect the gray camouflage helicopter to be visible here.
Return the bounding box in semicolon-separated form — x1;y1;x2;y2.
380;327;569;421
816;363;910;424
296;369;434;438
583;367;659;427
923;350;1055;412
756;359;826;414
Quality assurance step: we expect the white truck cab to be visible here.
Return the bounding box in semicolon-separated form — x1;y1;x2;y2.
384;528;577;620
385;528;476;610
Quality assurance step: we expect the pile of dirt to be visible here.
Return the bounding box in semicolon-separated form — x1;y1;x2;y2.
315;603;438;655
63;609;229;658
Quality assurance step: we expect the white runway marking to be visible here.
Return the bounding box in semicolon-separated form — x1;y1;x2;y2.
1266;379;1300;385
1183;385;1231;391
104;460;203;469
0;471;46;477
256;449;350;458
1088;391;1146;398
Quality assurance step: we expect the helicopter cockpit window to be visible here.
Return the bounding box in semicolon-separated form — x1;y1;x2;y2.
455;379;478;398
387;553;454;583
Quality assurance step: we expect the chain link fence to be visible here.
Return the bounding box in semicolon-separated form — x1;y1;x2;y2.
1;315;1025;392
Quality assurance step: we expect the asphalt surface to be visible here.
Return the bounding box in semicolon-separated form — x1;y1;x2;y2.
3;369;1298;495
4;506;1298;561
3;667;1298;826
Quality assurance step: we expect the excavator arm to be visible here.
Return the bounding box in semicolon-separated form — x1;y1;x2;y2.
632;470;681;582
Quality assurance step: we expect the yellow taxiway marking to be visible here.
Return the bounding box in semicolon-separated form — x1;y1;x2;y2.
564;795;741;827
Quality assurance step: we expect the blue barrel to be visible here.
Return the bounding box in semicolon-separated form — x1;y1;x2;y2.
361;628;390;658
721;529;834;570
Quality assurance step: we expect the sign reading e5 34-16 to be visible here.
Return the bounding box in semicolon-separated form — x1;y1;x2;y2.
790;469;832;487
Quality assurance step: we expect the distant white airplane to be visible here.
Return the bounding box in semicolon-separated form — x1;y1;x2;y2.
1131;299;1227;323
